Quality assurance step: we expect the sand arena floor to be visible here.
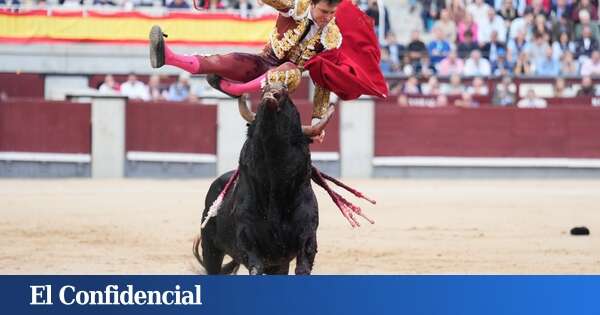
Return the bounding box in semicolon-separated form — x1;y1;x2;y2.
1;179;599;274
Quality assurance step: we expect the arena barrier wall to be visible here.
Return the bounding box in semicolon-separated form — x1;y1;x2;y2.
125;100;218;178
372;104;600;178
0;99;91;177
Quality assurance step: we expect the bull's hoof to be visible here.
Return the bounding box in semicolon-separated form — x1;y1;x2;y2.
206;74;240;99
149;25;166;68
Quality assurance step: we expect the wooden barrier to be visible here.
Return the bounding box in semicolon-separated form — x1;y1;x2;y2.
0;99;90;153
374;105;600;158
125;100;217;154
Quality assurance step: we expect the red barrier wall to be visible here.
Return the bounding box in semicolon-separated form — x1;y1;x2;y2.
0;99;91;153
0;73;45;98
375;105;600;158
126;101;217;154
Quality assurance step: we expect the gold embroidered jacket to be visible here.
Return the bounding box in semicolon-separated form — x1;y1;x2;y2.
262;0;343;119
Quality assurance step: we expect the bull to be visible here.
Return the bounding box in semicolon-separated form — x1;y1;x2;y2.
194;83;334;275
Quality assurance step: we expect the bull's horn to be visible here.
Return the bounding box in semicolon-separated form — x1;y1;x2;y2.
302;105;335;137
238;94;255;123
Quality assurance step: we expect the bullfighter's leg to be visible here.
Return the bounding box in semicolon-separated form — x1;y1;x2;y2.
295;234;317;275
150;25;269;82
214;62;302;97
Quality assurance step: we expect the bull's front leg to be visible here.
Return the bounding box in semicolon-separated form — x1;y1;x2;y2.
238;226;265;275
295;234;317;275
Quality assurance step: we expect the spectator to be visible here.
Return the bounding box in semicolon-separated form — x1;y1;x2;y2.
574;25;599;58
400;75;422;95
550;0;572;22
0;90;8;102
98;74;120;93
194;0;225;9
517;88;547;108
551;11;575;42
166;72;191;101
447;0;466;24
380;48;395;74
481;30;507;62
492;76;516;106
530;0;550;17
467;0;491;27
457;13;479;43
577;75;597;96
479;7;507;44
466;76;489;95
93;0;116;6
442;73;465;95
427;26;451;65
167;0;190;9
580;50;600;75
421;75;442;95
571;0;598;22
514;51;535;75
509;6;534;40
384;33;404;67
552;31;576;60
574;10;600;41
492;51;514;75
507;30;530;61
419;0;445;32
553;77;576;97
366;0;391;36
401;54;417;76
527;33;551;62
463;49;492;76
416;56;436;76
120;73;150;101
457;30;480;58
498;0;518;21
407;30;427;63
536;46;560;76
432;9;457;43
147;74;166;101
437;49;465;75
435;94;449;106
531;14;551;38
560;50;581;75
454;92;480;107
232;0;253;18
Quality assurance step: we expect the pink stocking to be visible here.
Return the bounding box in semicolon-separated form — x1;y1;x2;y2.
164;44;200;74
219;73;266;97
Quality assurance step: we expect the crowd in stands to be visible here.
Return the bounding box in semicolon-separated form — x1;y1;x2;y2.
381;0;600;107
97;72;216;102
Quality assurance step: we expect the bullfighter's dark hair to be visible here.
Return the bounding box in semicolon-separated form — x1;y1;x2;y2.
311;0;342;5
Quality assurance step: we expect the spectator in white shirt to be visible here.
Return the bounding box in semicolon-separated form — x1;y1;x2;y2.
517;88;547;108
467;0;491;28
478;7;508;44
120;73;150;101
580;50;600;76
463;49;492;76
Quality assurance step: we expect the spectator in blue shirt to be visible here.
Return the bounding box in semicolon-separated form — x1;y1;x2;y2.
427;26;451;65
167;73;191;101
536;46;561;76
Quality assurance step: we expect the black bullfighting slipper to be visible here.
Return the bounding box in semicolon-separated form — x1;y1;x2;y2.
149;25;167;68
206;74;241;99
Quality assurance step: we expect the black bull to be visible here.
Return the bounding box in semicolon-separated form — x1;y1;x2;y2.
198;85;321;275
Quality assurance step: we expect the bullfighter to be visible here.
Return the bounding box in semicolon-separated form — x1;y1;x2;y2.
149;0;388;137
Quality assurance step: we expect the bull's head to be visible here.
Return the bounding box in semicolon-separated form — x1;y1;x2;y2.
238;84;335;139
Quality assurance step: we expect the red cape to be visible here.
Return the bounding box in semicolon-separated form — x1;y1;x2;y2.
304;0;388;100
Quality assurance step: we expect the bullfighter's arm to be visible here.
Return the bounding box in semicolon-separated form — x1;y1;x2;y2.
312;84;331;121
261;0;311;20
